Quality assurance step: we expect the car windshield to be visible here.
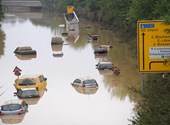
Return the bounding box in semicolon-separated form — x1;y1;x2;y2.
18;78;36;86
83;79;97;85
19;90;39;98
99;63;113;69
73;79;81;83
1;104;21;111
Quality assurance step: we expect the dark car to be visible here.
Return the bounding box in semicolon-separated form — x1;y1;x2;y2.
94;48;108;54
14;88;40;99
14;46;36;55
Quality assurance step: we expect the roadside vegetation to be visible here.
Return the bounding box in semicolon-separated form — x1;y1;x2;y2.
0;0;5;58
41;0;170;53
129;73;170;125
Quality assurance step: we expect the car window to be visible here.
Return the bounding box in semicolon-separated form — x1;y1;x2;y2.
83;79;97;84
17;90;23;96
22;101;27;107
99;63;113;69
18;79;36;86
2;104;21;111
21;90;39;98
39;75;44;83
73;79;81;84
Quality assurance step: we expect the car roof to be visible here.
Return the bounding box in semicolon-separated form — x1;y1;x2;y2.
16;46;32;50
3;100;23;105
78;77;96;81
98;62;113;64
18;74;43;79
20;88;37;91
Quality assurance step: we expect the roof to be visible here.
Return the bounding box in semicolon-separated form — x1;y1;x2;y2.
20;88;37;91
4;100;23;105
98;62;113;64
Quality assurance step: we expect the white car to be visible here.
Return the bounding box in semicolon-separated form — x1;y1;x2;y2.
96;62;114;70
71;78;98;88
0;100;28;116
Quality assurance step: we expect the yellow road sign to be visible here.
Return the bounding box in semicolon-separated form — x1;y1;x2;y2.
137;20;170;72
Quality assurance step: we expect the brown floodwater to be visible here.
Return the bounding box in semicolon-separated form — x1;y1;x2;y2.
0;12;140;125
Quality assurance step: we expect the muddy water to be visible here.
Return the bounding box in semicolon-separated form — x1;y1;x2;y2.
0;12;140;125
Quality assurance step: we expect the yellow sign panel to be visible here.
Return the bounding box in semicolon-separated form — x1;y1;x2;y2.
137;20;170;72
67;6;74;14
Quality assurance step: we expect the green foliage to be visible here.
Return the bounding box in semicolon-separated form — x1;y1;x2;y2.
0;0;4;21
128;0;170;21
130;74;170;125
0;29;5;58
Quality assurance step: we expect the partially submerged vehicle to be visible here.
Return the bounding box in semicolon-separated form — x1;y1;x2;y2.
14;74;47;91
0;100;28;116
14;88;46;105
51;43;64;57
71;78;99;88
14;46;36;55
96;62;120;75
15;54;36;60
88;33;99;41
94;48;108;54
51;36;64;45
96;62;114;70
71;78;99;95
14;88;40;99
0;113;26;124
98;45;113;50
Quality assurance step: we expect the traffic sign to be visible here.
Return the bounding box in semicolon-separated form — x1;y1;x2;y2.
13;66;22;76
137;20;170;72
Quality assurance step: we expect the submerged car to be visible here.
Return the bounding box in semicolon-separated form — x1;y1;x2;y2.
94;48;108;54
14;88;46;105
71;84;98;95
96;62;114;70
96;62;120;75
14;74;47;91
14;46;36;55
14;88;40;99
71;78;99;88
0;100;28;116
0;113;26;124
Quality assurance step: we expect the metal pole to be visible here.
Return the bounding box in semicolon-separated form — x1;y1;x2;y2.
141;73;144;94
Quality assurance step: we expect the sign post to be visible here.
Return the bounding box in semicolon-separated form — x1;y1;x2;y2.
137;20;170;72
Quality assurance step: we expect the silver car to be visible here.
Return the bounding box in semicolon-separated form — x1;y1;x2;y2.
96;62;114;70
71;78;99;88
0;100;28;116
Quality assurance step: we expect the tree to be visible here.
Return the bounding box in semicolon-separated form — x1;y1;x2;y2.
0;0;4;21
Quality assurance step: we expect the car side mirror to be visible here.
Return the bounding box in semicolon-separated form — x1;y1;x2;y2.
13;92;17;96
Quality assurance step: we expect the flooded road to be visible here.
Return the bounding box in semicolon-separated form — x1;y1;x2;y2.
0;12;140;125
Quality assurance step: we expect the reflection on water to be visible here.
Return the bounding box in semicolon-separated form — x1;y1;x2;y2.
0;29;5;58
0;113;26;124
15;89;46;105
71;84;98;95
0;12;140;125
15;54;36;60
